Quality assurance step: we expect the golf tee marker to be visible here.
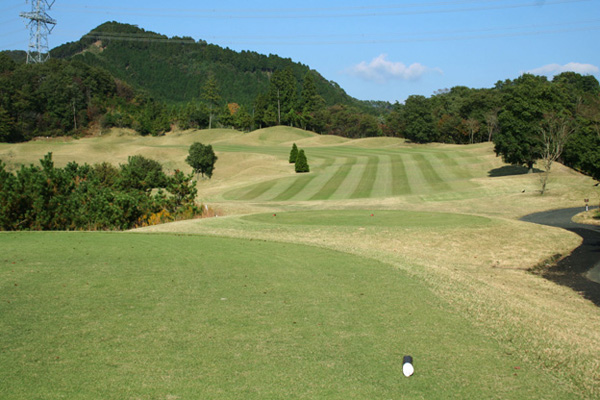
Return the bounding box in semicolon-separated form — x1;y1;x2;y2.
402;355;414;377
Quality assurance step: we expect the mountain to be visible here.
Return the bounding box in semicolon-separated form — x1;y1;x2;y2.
50;21;368;110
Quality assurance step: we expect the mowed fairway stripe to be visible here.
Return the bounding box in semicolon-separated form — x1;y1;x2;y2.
390;154;411;196
433;152;474;180
269;156;335;201
412;152;452;192
371;155;393;198
331;156;367;199
233;180;278;201
350;155;379;199
403;153;430;194
272;174;318;201
309;156;357;200
251;176;300;201
287;156;344;201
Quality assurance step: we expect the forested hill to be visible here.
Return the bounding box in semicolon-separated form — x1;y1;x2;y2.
50;21;361;109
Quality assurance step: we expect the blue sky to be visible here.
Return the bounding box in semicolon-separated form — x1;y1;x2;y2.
2;0;599;103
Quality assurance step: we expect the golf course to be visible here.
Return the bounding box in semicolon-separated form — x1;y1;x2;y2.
1;126;600;399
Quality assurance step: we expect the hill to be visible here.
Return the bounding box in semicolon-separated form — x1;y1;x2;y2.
50;21;370;111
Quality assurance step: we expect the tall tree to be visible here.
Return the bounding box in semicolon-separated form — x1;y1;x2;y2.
268;67;297;125
300;71;325;113
494;74;566;172
484;109;500;142
202;74;221;129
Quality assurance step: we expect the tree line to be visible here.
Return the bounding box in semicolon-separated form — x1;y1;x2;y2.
0;153;200;230
0;53;170;141
384;72;600;181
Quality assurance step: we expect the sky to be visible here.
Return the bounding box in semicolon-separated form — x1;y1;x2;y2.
1;0;599;103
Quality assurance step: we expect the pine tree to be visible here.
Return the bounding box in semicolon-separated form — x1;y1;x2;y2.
294;149;309;173
202;74;221;129
289;143;298;163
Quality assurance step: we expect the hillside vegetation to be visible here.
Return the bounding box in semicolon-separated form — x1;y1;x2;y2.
50;22;361;109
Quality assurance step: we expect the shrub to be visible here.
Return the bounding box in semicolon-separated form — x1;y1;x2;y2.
289;143;298;163
295;149;309;173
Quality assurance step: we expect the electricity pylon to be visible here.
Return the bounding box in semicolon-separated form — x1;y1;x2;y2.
20;0;57;64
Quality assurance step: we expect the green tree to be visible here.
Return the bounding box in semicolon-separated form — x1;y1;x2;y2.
203;74;221;129
300;71;325;113
186;142;218;179
118;155;168;192
269;67;297;125
289;143;298;163
167;169;198;208
0;107;15;142
402;95;437;143
295;149;309;173
494;74;567;172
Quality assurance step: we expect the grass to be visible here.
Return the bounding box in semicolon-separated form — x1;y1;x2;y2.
2;126;600;398
0;232;582;399
241;210;491;228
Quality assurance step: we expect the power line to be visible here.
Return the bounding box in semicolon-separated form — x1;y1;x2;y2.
79;18;600;46
56;0;589;20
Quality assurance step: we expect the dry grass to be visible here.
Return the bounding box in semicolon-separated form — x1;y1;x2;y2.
573;209;600;225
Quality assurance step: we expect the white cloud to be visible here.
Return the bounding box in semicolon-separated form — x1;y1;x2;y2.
527;62;599;77
347;54;442;83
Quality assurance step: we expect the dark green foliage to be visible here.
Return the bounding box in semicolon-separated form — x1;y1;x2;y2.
186;142;218;179
0;153;200;231
118;155;168;192
379;71;599;181
203;74;221;129
494;75;556;170
5;22;391;140
493;73;591;172
0;56;168;142
295;149;309;173
402;95;438;143
51;22;362;110
268;67;298;125
289;143;298;163
308;105;382;138
174;102;210;130
300;71;325;113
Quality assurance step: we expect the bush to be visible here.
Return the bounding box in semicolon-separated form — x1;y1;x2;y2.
0;153;201;231
295;149;309;173
289;143;298;163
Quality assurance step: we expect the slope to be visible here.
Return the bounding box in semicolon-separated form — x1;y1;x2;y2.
50;21;363;109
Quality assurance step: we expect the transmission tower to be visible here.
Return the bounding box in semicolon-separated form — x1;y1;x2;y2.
20;0;57;64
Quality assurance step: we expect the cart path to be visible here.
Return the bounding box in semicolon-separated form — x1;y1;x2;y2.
520;207;600;306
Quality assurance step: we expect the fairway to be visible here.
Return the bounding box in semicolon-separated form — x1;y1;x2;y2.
222;146;482;202
0;232;579;399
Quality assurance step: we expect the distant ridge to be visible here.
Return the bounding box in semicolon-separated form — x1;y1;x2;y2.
50;21;366;109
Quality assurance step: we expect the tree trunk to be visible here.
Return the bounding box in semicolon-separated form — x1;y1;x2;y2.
277;89;281;125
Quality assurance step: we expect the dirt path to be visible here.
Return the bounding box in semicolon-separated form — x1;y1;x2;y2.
521;207;600;306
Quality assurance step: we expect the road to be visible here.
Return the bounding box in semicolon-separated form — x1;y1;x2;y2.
520;207;600;306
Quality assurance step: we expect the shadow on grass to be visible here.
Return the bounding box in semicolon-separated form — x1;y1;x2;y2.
488;165;542;177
